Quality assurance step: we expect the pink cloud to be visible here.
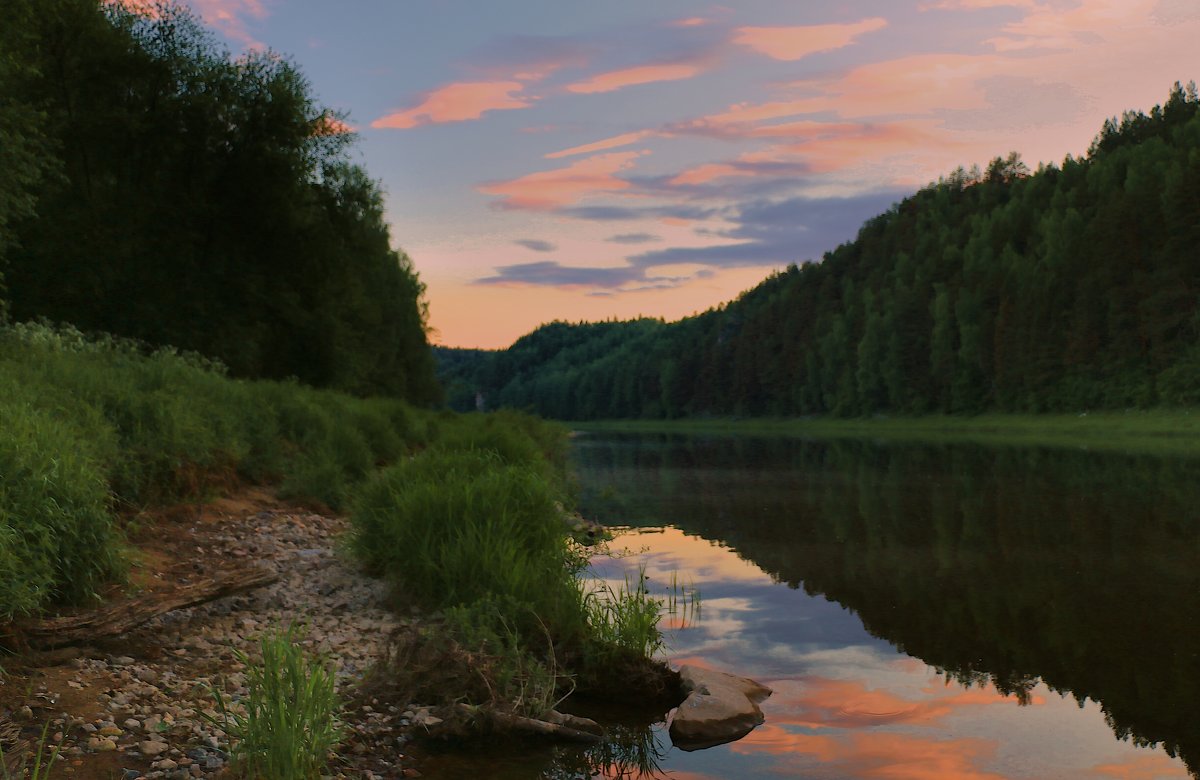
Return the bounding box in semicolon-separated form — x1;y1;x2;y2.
195;0;269;46
776;677;1033;730
671;17;710;27
733;17;888;61
985;0;1157;51
788;53;998;118
663;119;952;187
780;121;954;172
545;130;659;159
668;163;743;186
734;725;1008;780
477;151;646;210
371;81;532;129
725;677;1026;779
921;0;1035;9
565;63;705;94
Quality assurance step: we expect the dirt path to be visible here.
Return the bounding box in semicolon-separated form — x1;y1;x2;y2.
0;488;425;780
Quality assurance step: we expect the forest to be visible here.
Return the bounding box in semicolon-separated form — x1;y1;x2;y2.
0;0;439;403
439;83;1200;419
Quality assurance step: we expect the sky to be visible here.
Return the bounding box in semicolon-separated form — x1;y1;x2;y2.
167;0;1199;348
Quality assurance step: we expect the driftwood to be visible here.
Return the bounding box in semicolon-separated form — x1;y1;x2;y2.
15;564;277;650
455;704;604;744
2;739;29;777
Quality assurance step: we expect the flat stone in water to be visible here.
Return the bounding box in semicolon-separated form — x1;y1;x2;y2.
668;665;772;751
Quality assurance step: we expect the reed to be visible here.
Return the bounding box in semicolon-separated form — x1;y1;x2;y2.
206;626;343;780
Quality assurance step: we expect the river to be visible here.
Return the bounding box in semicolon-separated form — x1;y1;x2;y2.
423;431;1200;779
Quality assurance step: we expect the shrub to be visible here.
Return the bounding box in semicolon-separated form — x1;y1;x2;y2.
0;399;122;617
351;449;580;633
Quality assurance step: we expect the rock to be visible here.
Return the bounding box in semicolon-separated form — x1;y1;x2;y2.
140;740;169;756
409;710;442;729
668;665;772;751
154;759;178;771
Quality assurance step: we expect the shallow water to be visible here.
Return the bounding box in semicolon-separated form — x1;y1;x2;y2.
423;432;1200;779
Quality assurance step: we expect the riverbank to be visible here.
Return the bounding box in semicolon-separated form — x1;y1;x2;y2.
0;323;675;777
0;487;417;779
573;410;1200;456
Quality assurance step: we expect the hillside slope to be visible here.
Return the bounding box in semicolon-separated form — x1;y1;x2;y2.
441;83;1200;419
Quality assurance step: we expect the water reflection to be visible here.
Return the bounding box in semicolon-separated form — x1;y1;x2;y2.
419;434;1198;778
574;434;1199;778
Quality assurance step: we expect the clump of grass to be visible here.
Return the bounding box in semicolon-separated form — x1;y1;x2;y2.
206;626;343;780
580;567;664;662
351;430;678;713
350;448;582;632
665;571;702;629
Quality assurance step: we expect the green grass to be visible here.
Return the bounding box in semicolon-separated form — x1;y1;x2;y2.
350;447;583;635
0;395;122;613
0;321;427;619
349;420;672;711
574;410;1200;456
580;567;664;661
206;626;343;780
0;321;670;717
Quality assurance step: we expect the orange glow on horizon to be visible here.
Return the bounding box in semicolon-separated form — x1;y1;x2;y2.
424;265;775;348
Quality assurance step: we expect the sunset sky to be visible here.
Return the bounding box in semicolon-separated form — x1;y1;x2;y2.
179;0;1199;347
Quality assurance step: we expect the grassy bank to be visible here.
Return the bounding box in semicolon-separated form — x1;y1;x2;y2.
573;411;1200;457
0;321;432;620
0;322;667;756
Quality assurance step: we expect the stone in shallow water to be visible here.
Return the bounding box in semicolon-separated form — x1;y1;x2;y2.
668;665;772;751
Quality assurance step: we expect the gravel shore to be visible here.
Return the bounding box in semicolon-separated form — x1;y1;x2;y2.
1;489;427;780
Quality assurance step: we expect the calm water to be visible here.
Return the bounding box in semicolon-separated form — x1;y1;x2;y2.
423;432;1200;779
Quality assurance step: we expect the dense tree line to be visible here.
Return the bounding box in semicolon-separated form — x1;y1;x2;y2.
441;84;1200;418
0;0;439;402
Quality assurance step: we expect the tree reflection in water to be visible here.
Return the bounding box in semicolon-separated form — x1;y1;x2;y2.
574;433;1200;774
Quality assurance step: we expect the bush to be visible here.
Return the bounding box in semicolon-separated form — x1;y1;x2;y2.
351;449;581;634
0;321;425;615
0;399;122;617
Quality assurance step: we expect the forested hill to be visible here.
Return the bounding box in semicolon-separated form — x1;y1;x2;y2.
0;0;439;403
439;84;1200;419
